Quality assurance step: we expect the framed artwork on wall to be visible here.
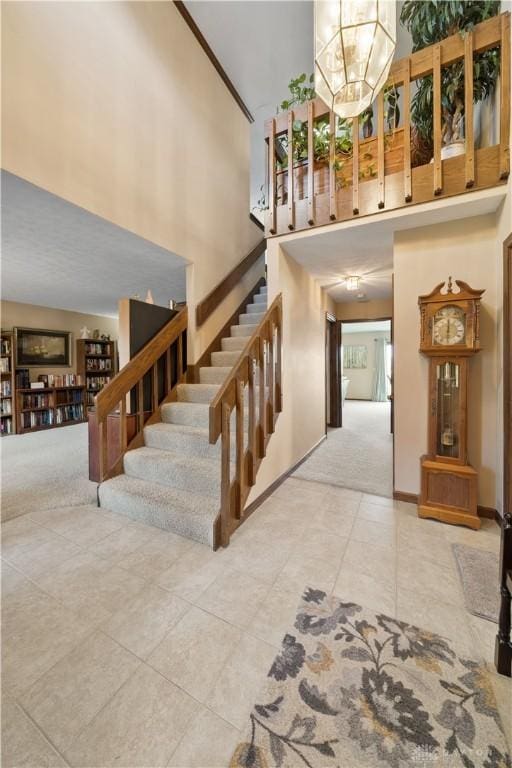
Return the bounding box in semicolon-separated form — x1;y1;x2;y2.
14;327;71;367
343;345;368;369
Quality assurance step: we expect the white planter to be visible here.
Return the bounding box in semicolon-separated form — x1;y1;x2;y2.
441;141;465;160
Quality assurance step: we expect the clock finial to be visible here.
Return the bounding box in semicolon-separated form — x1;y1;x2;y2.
447;276;453;293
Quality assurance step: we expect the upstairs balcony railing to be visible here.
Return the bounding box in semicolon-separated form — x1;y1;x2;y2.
264;12;510;237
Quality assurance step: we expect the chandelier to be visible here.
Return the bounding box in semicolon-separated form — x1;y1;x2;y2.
314;0;396;119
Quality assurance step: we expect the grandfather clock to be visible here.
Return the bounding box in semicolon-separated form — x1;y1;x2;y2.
418;278;484;530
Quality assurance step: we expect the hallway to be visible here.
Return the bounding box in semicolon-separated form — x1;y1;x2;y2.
294;400;393;497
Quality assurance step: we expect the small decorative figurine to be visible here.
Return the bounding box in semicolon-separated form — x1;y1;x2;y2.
146;290;154;304
92;329;100;340
80;326;91;339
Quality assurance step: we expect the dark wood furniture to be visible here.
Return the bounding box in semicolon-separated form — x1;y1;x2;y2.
418;279;484;530
76;339;117;411
265;13;510;237
16;385;86;433
0;331;16;435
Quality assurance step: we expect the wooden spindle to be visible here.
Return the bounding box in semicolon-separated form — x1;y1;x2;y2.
137;379;144;433
464;32;475;188
247;354;256;485
275;312;282;414
152;361;159;411
267;326;275;434
235;378;244;518
352;117;359;215
500;12;511;180
377;91;385;209
220;401;231;547
177;333;183;381
258;336;266;457
287;111;295;230
433;44;443;195
329;111;337;220
268;118;277;234
307;101;315;225
165;347;172;393
403;60;412;202
98;419;107;481
120;397;127;453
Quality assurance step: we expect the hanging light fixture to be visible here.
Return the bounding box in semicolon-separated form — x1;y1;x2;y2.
346;276;361;291
314;0;396;119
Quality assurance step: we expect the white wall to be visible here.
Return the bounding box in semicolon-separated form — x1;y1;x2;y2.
343;329;390;400
394;214;500;508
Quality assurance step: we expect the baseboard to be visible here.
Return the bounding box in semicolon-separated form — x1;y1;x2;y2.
187;276;265;382
393;490;500;525
242;435;327;519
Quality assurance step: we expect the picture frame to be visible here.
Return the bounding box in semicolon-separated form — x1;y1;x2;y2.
14;327;71;367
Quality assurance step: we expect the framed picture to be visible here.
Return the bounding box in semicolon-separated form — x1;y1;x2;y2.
14;327;71;367
343;345;368;369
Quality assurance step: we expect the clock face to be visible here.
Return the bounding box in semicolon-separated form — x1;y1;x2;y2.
432;306;466;346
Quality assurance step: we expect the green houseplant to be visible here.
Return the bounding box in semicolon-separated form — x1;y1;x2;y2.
400;0;501;162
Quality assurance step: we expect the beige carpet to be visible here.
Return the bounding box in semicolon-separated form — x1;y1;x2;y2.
1;423;97;521
231;587;510;768
294;401;393;497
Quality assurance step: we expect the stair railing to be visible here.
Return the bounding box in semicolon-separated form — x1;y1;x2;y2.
209;294;282;548
88;307;188;482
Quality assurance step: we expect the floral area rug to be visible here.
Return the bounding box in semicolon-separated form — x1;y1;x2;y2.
231;588;510;768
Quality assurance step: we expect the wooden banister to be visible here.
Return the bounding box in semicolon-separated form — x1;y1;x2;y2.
195;239;266;328
264;11;510;237
209;294;282;548
89;307;188;482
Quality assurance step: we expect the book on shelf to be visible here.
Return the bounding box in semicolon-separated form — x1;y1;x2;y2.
55;404;84;424
21;409;54;429
16;369;30;389
86;375;111;391
1;381;12;397
0;358;10;373
0;339;12;356
44;374;83;388
30;382;45;390
21;393;50;409
86;358;112;371
1;417;13;435
85;342;111;355
0;400;12;415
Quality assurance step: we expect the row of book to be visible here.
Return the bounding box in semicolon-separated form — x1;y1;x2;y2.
42;374;83;388
87;376;111;391
86;392;97;407
1;382;11;397
85;343;112;355
0;358;10;373
55;389;83;405
55;404;84;424
20;410;54;429
1;339;11;356
21;394;50;409
0;417;13;434
86;358;112;371
0;401;12;416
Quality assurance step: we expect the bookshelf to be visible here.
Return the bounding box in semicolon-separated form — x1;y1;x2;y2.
0;331;16;435
16;382;86;434
76;339;117;410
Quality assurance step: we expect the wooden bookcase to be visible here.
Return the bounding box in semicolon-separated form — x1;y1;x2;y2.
76;339;117;411
0;331;16;435
16;385;86;434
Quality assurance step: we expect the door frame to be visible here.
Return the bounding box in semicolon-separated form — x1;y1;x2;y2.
326;313;342;429
504;232;512;518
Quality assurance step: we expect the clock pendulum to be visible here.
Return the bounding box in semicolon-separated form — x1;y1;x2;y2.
417;277;485;530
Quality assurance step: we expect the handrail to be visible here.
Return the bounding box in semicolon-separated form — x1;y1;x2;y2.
209;294;282;548
195;239;266;328
264;12;510;236
89;307;188;482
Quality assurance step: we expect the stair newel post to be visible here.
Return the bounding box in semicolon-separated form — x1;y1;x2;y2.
495;512;512;675
267;322;275;434
275;303;282;414
235;375;244;519
220;400;232;547
258;335;266;458
247;348;256;486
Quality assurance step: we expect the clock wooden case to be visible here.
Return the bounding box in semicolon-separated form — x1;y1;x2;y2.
418;278;484;530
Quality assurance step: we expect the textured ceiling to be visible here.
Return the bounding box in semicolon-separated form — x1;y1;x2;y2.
1;172;188;317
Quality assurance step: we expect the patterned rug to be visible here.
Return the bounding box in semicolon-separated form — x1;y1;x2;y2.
231;588;510;768
452;544;499;623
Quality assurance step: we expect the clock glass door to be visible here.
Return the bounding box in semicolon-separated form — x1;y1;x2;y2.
436;361;461;459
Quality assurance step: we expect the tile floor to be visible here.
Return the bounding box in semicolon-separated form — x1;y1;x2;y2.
2;477;510;767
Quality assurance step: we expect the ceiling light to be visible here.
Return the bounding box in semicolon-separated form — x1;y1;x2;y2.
314;0;396;119
346;276;361;291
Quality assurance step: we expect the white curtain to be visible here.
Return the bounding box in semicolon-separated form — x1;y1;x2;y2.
372;338;387;402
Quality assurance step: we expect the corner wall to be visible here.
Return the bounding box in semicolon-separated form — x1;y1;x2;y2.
247;240;330;501
1;1;261;363
394;214;499;508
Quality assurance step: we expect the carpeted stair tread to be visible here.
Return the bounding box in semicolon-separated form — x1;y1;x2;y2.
177;383;220;403
253;293;267;304
246;302;266;314
221;336;248;352
211;350;241;367
123;446;221;497
239;312;265;325
199;366;232;384
231;324;258;337
161;402;210;428
98;474;217;546
144;422;220;459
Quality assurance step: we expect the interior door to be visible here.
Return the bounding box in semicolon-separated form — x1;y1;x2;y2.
326;314;342;428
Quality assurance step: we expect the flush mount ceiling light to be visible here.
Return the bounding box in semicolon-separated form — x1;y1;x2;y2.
346;275;361;291
314;0;396;119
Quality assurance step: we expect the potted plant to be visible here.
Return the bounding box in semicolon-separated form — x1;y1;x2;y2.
400;0;501;163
